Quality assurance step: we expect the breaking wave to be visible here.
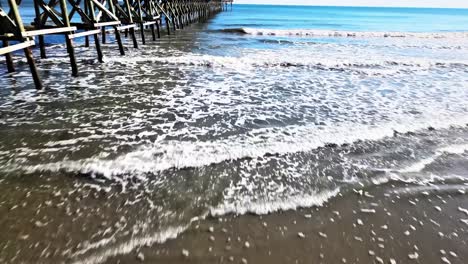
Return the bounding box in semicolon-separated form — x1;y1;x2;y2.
5;120;468;180
210;188;341;216
105;52;468;73
218;27;468;39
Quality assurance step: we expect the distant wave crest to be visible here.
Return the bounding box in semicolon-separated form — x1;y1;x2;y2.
218;27;468;39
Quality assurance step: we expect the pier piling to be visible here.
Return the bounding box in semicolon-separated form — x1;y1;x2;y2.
1;0;228;89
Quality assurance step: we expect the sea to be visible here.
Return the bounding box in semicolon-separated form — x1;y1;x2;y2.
1;4;468;263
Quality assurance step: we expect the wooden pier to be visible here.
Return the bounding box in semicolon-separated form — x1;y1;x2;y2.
0;0;231;89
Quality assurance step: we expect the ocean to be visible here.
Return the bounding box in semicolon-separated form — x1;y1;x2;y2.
1;4;468;263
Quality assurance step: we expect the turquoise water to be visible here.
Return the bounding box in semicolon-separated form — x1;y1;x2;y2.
14;4;468;45
211;4;468;32
15;3;468;32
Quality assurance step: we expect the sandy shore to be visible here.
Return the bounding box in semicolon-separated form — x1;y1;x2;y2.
103;181;468;264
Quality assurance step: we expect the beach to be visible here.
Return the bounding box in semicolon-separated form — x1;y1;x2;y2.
1;127;468;263
1;4;468;264
104;181;468;264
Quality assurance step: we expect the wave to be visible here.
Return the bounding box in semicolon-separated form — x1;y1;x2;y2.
105;52;468;73
5;119;468;180
218;28;252;34
68;189;341;264
218;27;468;39
70;224;192;264
210;188;341;216
67;142;468;264
398;144;468;173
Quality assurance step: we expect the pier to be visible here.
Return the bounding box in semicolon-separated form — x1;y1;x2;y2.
0;0;232;89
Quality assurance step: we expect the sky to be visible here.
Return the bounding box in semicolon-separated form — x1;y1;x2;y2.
234;0;468;8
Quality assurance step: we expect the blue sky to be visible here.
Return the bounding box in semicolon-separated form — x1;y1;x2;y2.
235;0;468;8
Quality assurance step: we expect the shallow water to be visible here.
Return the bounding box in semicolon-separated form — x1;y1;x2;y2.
1;4;468;263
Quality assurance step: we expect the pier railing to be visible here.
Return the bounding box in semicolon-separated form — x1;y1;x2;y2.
1;0;229;89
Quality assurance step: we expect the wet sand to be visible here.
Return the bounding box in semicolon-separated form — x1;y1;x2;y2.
106;181;468;264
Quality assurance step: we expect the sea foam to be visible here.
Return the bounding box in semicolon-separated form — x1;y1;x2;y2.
226;27;468;39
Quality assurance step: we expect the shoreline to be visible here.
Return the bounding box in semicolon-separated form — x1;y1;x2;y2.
103;181;468;264
1;126;467;263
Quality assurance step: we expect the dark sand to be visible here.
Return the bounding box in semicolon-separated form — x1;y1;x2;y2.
105;181;468;264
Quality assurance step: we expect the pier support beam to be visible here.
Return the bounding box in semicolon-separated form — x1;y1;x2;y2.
59;0;79;76
0;0;43;89
1;0;229;90
2;41;15;73
23;46;42;89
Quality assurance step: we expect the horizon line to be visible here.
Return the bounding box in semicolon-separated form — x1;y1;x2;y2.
233;3;468;9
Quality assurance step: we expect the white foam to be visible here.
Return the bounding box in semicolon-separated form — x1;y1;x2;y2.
105;49;468;73
439;144;468;155
70;224;190;264
210;188;340;216
239;28;468;39
399;156;440;173
9;115;468;178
